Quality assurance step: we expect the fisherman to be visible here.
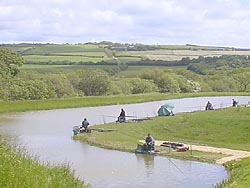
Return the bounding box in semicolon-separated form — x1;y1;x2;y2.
117;108;126;123
232;99;238;107
205;101;213;110
80;118;90;132
145;133;155;151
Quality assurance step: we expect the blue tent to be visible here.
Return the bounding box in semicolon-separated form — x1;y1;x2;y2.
158;103;174;116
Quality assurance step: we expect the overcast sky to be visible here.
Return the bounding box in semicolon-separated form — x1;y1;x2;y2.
0;0;250;47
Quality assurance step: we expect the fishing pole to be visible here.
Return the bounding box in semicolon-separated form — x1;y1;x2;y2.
102;115;106;124
101;115;117;118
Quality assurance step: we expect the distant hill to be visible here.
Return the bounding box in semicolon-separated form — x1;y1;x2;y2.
1;43;250;65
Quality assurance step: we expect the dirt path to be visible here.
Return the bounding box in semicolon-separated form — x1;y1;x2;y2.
153;140;250;164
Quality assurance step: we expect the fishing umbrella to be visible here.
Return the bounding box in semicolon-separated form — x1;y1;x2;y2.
157;103;174;116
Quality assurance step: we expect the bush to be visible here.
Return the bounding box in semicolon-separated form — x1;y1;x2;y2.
78;70;111;96
127;78;158;94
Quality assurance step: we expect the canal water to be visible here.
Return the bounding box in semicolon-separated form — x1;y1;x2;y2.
1;96;249;188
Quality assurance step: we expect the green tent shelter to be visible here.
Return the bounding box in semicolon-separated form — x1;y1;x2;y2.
158;103;174;116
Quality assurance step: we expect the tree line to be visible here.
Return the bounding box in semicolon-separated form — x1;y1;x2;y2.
1;48;250;101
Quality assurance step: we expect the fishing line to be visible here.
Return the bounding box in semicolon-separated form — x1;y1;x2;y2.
167;157;184;174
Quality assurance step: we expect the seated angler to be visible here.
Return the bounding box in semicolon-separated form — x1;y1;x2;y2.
117;108;126;123
144;133;155;151
80;118;90;132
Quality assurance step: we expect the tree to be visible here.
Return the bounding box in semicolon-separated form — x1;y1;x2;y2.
127;78;158;94
108;79;132;95
46;74;75;98
0;48;24;77
233;72;250;91
176;76;193;93
25;79;56;100
8;78;29;100
207;75;237;92
140;69;180;93
78;70;111;96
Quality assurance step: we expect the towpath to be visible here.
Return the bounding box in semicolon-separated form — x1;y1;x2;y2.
151;140;250;164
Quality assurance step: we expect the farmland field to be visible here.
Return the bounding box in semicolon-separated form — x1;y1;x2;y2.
20;64;118;73
116;49;250;61
22;44;105;54
20;64;184;74
23;54;108;63
3;43;250;65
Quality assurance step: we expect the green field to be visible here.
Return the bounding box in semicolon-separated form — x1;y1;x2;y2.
20;64;117;72
23;54;108;63
4;43;250;65
20;64;186;75
22;44;104;54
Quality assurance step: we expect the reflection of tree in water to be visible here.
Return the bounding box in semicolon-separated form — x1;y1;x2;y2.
135;154;155;170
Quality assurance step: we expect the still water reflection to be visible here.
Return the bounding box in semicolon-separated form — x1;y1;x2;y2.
1;96;250;188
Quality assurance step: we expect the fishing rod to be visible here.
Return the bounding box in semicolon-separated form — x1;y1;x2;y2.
100;115;137;118
100;115;116;118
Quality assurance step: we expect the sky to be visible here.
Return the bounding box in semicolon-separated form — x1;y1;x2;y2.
1;0;250;48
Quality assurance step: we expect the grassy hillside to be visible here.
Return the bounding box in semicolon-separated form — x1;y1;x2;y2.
75;106;250;188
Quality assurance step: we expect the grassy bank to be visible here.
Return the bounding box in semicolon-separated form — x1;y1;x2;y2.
0;139;89;188
1;92;249;113
1;92;249;187
215;157;250;188
75;106;250;187
75;106;250;158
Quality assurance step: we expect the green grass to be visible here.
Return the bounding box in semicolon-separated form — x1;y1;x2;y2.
74;106;250;187
50;52;106;56
215;157;250;188
75;106;250;153
20;64;186;74
0;139;89;188
22;44;104;55
21;44;111;63
1;92;248;113
20;64;117;73
117;65;186;77
23;55;108;63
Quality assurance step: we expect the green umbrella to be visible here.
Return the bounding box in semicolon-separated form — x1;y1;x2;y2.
158;103;174;116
